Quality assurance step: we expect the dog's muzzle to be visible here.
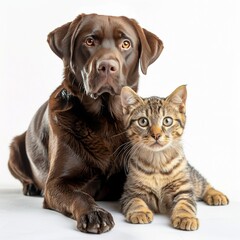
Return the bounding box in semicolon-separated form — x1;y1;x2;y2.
87;59;122;99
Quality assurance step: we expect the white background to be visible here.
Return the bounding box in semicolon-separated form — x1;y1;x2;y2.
1;0;240;201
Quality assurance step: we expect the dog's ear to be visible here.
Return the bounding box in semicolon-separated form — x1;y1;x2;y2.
47;14;85;64
130;19;164;74
47;22;72;59
141;28;164;74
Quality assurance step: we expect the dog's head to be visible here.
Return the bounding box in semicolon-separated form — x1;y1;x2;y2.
47;14;163;99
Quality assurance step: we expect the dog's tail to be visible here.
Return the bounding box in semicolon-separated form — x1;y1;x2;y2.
8;132;41;196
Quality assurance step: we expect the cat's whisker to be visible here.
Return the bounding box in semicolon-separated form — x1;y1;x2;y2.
120;141;139;173
127;143;144;172
123;146;133;174
110;130;129;138
112;141;132;170
112;141;131;157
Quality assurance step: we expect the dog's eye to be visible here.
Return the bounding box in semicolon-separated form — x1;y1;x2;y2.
85;37;95;47
121;40;131;49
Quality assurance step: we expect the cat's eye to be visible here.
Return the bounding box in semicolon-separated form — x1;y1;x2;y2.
138;117;149;127
163;117;173;127
121;39;131;49
85;37;95;47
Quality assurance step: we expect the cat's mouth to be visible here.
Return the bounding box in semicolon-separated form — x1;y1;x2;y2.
149;141;169;151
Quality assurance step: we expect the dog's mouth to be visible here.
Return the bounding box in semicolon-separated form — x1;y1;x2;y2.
89;86;119;99
82;59;125;99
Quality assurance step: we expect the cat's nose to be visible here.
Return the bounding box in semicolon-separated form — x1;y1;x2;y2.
150;125;161;140
151;133;161;140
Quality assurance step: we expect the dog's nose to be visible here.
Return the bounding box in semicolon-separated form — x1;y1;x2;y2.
97;60;119;75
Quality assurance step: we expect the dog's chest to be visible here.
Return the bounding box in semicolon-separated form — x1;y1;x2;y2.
74;112;126;170
52;90;126;173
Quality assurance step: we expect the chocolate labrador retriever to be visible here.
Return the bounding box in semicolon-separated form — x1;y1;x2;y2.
8;13;163;233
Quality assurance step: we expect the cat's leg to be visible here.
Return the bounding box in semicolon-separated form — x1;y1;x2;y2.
170;192;199;231
121;197;153;224
203;184;229;206
188;164;229;206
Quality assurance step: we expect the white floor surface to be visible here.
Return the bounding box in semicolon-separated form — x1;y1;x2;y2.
0;188;239;240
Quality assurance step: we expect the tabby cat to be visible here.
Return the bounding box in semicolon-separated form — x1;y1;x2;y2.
120;85;229;231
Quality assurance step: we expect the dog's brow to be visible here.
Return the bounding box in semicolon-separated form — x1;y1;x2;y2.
114;29;132;39
87;29;103;39
119;31;129;39
113;23;137;41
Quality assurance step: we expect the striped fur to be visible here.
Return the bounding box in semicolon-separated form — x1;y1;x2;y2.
120;86;229;231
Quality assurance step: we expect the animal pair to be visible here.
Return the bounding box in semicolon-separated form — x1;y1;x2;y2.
8;13;228;234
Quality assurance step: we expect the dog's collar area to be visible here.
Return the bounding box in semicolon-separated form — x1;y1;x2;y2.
90;93;99;99
60;88;72;101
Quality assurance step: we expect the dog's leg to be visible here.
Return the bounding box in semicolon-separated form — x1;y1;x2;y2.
44;178;114;234
43;134;115;234
8;132;41;196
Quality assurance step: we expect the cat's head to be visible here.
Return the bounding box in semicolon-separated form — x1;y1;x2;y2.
120;85;187;152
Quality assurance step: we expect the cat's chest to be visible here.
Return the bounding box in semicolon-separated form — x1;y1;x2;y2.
141;173;166;193
129;164;168;195
142;172;177;196
129;154;187;196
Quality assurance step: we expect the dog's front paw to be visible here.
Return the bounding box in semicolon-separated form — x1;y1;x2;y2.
172;216;199;231
77;207;114;234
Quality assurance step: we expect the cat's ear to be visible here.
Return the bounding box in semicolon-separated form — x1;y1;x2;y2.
166;85;187;113
120;86;143;109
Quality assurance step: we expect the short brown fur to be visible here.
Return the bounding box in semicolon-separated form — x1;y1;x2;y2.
8;13;163;234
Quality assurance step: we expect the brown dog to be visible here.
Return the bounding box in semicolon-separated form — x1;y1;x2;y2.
8;13;163;233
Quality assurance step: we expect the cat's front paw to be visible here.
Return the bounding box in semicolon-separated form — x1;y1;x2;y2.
172;216;199;231
203;188;229;206
126;210;153;224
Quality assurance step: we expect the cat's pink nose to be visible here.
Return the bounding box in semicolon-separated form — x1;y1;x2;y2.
150;125;162;140
151;133;161;140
